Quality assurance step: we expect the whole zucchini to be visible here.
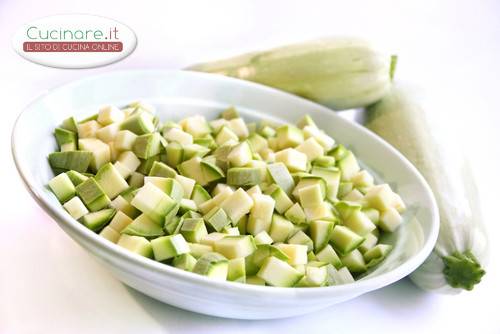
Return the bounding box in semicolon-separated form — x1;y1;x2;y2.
188;37;396;110
366;86;488;293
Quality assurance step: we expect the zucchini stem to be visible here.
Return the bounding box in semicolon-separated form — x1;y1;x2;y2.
442;250;485;291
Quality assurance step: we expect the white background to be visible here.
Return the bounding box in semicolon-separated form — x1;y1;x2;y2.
1;1;499;333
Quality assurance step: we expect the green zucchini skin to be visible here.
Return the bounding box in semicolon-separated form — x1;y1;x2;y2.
188;37;394;111
366;86;488;293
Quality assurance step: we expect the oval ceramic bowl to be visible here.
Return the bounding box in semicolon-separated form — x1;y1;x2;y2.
12;70;439;319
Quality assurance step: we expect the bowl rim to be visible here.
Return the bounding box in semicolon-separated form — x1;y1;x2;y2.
11;69;440;297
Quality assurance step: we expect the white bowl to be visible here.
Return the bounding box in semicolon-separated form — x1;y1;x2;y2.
12;70;439;319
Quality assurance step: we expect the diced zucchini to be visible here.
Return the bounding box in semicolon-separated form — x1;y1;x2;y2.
379;207;403;232
220;106;239;120
173;253;197;271
266;163;295;196
257;256;303;287
130;183;178;223
296;265;327;287
180;218;208;243
254;230;274;245
246;276;266;285
110;196;140;219
227;167;262;186
48;173;76;203
276;124;304;150
132;133;162;159
114;130;137;151
99;226;120;243
284;203;306;224
117;234;153;258
275;148;308;172
120;112;155;135
338;151;360;181
122;213;165;237
269;214;294;243
97;105;125;125
227;258;246;282
151;234;190;261
311;166;341;201
358;232;379;253
204;206;230;232
287;230;314;252
78;120;101;138
304;202;333;221
275;244;308;265
63;196;89;220
215;126;239;146
364;184;394;211
227;141;253;167
227;118;249;139
264;184;293;214
78;138;111;171
310;219;335;252
94;163;129;199
192;253;228;280
48;151;93;173
80;208;116;231
246;185;262;197
334;201;362;220
191;184;211;207
315;244;342;269
128;172;145;188
96;123;120;143
247;194;275;235
188;242;213;258
362;207;380;223
198;187;233;214
66;170;89;186
164;142;184;167
200;160;225;183
108;210;133;232
340;249;366;273
330;225;365;255
54;127;77;151
214;235;256;259
75;177;110;212
149;161;177;178
183;144;210;160
364;244;393;267
178;157;206;185
247;133;268;154
61;116;78;133
343;210;376;236
220;188;254;223
298;184;324;208
180;115;211;138
296;137;324;161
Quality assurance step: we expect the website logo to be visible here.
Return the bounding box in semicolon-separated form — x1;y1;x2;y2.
12;14;137;68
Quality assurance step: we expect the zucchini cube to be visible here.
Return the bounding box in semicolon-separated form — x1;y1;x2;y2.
130;183;178;223
257;256;303;287
117;234;153;258
122;213;164;237
180;218;208;243
95;163;129;199
214;235;256;259
63;196;89;219
48;173;76;203
75;177;111;212
151;234;190;261
193;253;228;280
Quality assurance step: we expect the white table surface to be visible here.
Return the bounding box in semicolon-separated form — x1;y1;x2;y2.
1;1;499;333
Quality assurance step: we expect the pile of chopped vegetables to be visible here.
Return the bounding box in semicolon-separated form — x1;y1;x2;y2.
47;102;406;287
